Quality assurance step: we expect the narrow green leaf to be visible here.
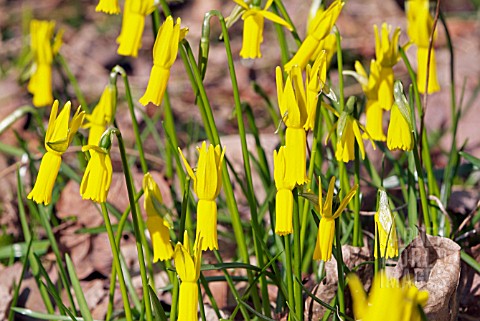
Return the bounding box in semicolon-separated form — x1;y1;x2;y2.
65;254;93;321
460;151;480;168
149;285;168;321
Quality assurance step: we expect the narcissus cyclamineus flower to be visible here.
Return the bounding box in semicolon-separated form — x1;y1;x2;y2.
273;147;295;236
374;23;401;110
95;0;120;14
276;65;308;185
354;60;386;141
284;0;343;71
80;145;113;203
304;51;327;131
139;16;188;106
143;172;173;262
28;20;62;107
387;81;414;151
313;177;357;261
374;189;398;259
28;101;85;205
179;142;225;251
174;232;202;321
233;0;292;59
116;0;155;57
348;272;428;321
83;84;116;146
406;0;440;94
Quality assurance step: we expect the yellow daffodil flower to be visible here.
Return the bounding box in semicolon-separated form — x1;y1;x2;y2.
276;65;308;185
83;84;116;146
284;0;343;71
140;16;188;106
80;145;113;203
95;0;120;14
273;147;295;236
233;0;292;59
406;0;440;93
313;177;357;261
348;272;428;321
334;110;371;163
28;20;62;107
143;172;174;262
174;231;202;321
179;142;225;251
304;51;327;131
116;0;155;57
28;101;85;205
374;189;398;258
374;23;401;110
387;81;414;151
354;60;386;141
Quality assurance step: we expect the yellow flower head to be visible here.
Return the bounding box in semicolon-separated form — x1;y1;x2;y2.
233;0;292;59
95;0;120;14
179;142;225;251
387;81;414;151
273;147;295;236
354;60;386;142
348;272;428;321
80;145;113;203
143;172;174;262
174;231;202;321
284;0;343;71
276;65;308;185
139;16;188;106
116;0;155;57
313;177;357;261
335;111;368;163
374;189;398;259
83;84;116;146
28;101;85;205
304;51;327;131
28;20;62;107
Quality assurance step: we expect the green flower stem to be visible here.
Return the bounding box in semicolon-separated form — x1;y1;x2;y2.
112;65;149;174
170;268;179;321
162;92;178;179
411;138;432;234
180;33;262;312
273;0;302;46
335;28;345;112
37;205;77;312
334;218;345;315
203;10;270;316
284;235;295;317
399;48;438;234
115;130;153;321
293;190;303;320
56;54;88;112
271;2;290;66
353;139;361;246
101;203;133;321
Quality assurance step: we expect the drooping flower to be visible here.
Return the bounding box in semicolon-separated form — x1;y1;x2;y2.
179;142;225;251
276;65;308;185
174;231;202;321
28;20;62;107
143;172;174;262
28;101;85;205
116;0;155;57
387;81;414;151
406;0;440;94
374;23;401;110
232;0;292;59
80;145;113;203
83;84;116;146
284;0;343;71
374;189;398;259
95;0;120;14
348;272;429;321
354;60;386;141
304;51;327;131
273;147;295;236
313;177;357;261
139;16;188;106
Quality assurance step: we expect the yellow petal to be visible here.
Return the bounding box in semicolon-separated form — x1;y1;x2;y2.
95;0;120;14
27;151;62;205
147;215;173;262
139;66;170;106
275;189;293;236
285;128;307;185
174;242;196;282
196;199;218;251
